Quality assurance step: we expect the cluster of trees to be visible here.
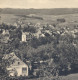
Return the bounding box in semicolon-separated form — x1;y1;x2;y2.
0;23;16;30
57;18;66;23
23;25;37;33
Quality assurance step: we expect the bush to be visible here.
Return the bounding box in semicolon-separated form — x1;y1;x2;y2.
57;18;66;23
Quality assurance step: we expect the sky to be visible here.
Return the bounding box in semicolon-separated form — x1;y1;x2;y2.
0;0;78;9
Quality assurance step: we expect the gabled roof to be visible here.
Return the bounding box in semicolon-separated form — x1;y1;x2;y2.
3;52;28;68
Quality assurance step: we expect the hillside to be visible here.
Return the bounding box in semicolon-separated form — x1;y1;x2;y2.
0;8;78;15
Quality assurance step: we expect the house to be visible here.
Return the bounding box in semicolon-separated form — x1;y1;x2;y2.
44;30;52;35
13;22;18;27
1;29;10;43
21;32;33;42
35;23;41;28
33;29;42;38
22;32;27;42
2;30;9;35
1;36;9;43
3;52;28;77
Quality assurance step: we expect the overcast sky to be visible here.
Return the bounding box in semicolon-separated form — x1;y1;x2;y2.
0;0;78;9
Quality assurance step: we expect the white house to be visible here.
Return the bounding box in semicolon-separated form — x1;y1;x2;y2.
22;32;27;42
3;52;28;77
21;32;32;42
2;30;9;35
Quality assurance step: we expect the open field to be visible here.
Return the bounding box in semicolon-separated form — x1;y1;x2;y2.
1;13;78;25
28;74;78;80
59;73;78;80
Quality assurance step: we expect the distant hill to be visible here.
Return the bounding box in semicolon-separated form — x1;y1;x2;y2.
0;8;78;15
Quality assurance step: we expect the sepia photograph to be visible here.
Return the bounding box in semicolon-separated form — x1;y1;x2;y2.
0;0;78;80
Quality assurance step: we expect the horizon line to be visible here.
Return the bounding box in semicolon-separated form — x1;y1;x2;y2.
1;7;78;9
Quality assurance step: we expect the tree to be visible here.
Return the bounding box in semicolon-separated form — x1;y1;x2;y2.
0;54;9;77
57;18;66;23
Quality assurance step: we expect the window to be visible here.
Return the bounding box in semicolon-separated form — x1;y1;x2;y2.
18;62;20;65
22;67;27;73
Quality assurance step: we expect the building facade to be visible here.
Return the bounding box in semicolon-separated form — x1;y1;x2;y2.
3;52;28;77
